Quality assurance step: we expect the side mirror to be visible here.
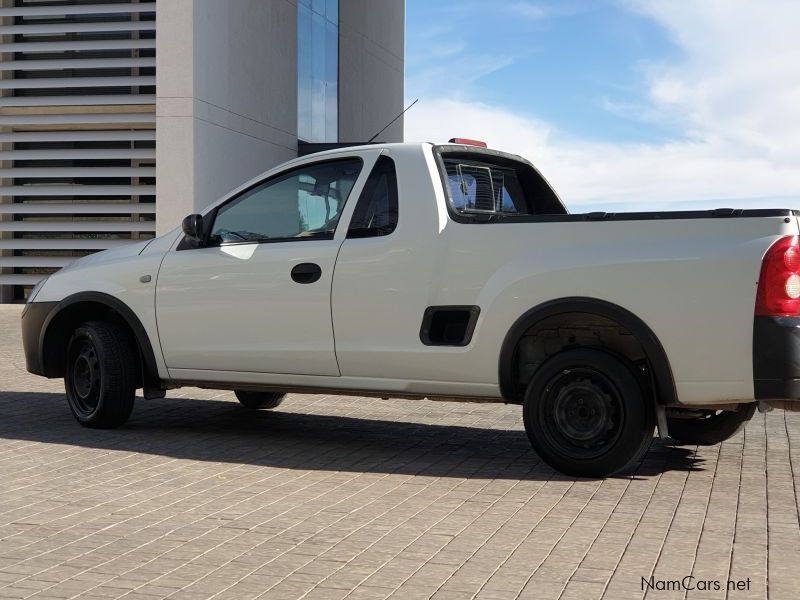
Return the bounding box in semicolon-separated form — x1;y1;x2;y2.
181;214;205;243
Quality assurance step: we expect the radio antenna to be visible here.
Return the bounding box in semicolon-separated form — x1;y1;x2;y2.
366;98;418;144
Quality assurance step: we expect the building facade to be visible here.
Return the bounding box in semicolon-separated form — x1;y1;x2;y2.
0;0;404;302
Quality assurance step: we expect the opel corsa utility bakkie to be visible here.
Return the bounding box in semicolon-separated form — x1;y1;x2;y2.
20;141;800;477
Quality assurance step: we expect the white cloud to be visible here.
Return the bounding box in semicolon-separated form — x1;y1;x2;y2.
405;1;800;210
406;98;798;209
427;39;467;60
407;54;514;104
507;1;582;20
631;0;800;164
507;2;548;20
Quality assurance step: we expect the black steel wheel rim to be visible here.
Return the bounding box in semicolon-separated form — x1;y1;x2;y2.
538;367;625;460
68;339;101;415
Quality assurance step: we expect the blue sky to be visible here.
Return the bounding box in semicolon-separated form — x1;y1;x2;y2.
403;1;800;211
407;0;680;144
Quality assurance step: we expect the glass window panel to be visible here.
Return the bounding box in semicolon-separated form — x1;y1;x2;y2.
326;0;338;24
325;20;338;142
443;158;537;216
297;4;313;142
444;161;509;213
211;159;362;244
311;10;326;143
348;156;399;238
298;1;338;143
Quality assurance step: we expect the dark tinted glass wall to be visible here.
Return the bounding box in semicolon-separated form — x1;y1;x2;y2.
298;0;338;143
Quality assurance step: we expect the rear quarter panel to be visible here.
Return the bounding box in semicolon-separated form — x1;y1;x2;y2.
435;215;798;404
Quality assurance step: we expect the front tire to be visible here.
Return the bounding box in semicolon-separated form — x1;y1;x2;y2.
523;349;655;478
234;391;286;410
65;321;137;428
667;403;756;445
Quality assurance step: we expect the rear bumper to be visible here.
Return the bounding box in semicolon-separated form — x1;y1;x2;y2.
754;316;800;400
21;301;56;377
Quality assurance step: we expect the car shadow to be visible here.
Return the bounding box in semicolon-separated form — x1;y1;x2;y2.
0;391;704;481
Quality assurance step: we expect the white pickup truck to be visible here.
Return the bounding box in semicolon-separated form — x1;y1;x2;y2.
21;140;800;477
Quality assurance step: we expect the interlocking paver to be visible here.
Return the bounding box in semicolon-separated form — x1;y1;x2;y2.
1;304;799;599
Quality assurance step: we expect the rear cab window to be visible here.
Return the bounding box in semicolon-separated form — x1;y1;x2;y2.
434;145;567;221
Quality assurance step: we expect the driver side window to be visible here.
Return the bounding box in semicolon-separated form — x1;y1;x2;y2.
210;158;362;244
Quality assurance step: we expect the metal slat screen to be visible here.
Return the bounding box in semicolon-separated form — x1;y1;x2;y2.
0;0;156;301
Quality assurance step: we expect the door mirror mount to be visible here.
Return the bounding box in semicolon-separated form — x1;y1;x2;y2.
181;214;205;244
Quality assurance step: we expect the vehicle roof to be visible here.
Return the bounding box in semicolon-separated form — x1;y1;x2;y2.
294;141;535;172
199;141;544;218
295;141;432;160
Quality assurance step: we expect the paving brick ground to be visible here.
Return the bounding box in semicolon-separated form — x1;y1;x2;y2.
1;304;799;599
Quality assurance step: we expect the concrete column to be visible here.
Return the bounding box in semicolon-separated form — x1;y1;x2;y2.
338;0;405;143
155;0;298;235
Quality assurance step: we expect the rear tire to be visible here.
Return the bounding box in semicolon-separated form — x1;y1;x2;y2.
667;403;756;445
64;321;137;428
523;349;655;478
234;391;286;410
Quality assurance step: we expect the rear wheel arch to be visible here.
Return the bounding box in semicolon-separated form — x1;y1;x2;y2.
40;292;159;390
498;297;677;405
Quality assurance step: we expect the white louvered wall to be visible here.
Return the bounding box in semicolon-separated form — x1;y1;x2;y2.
0;0;156;301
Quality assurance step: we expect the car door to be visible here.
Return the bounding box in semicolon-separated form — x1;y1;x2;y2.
155;156;367;376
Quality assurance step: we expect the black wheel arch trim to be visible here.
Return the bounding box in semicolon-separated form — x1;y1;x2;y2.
37;291;161;389
498;297;678;405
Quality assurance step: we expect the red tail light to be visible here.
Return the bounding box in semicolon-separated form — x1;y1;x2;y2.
755;235;800;316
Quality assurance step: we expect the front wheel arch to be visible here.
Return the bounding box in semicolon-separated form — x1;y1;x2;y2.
499;297;677;406
40;292;159;390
